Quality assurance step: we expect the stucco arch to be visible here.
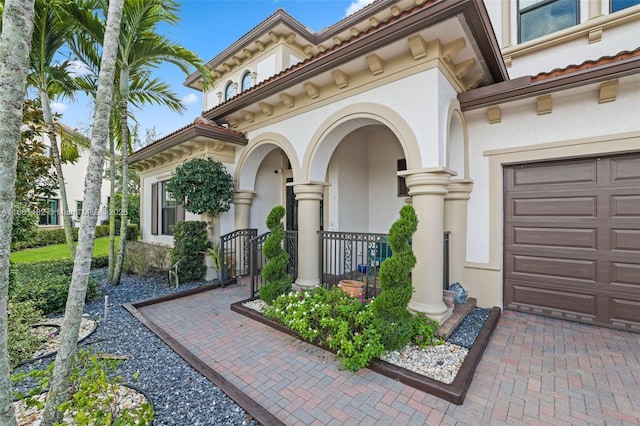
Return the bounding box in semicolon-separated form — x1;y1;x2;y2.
235;132;301;191
446;99;469;179
302;103;421;182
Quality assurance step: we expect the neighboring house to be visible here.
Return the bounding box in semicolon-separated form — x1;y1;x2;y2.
130;0;640;331
40;123;111;229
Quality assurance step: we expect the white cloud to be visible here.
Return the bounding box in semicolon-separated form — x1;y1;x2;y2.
51;101;68;113
181;93;199;106
67;60;91;77
345;0;375;16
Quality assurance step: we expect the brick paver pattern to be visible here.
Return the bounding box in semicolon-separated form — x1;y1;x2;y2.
138;283;640;425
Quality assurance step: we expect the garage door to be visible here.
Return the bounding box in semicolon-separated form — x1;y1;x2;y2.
504;153;640;332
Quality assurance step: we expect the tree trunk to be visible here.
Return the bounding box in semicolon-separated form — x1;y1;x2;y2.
40;0;124;424
111;74;129;285
107;135;116;282
0;2;36;425
40;89;75;258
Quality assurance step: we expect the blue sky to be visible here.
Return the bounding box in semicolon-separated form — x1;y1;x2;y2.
53;0;375;143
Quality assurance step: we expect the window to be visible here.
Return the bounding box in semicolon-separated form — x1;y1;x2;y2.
161;181;176;235
151;181;184;236
38;198;59;226
611;0;640;12
224;81;234;101
519;0;579;43
397;159;408;197
76;201;83;219
241;71;252;92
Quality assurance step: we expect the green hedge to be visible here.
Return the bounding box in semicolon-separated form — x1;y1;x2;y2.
11;224;138;251
171;221;210;282
9;258;101;316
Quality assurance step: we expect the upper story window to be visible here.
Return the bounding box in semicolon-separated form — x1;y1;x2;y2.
611;0;640;12
224;81;234;101
241;71;252;92
519;0;579;43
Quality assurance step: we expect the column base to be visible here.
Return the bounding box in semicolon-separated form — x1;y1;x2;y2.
293;278;318;292
408;301;453;324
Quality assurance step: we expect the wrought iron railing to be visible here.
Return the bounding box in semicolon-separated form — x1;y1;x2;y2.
219;228;257;287
249;230;297;297
319;231;451;298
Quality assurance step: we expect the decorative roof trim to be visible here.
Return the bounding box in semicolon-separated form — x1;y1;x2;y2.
130;119;247;164
202;0;507;122
458;50;640;111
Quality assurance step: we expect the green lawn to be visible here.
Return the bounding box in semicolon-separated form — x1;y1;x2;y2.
10;236;120;263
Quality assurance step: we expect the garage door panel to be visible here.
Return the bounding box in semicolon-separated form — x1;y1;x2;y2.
504;152;640;332
507;283;597;317
610;194;640;217
610;229;640;252
512;255;597;282
609;298;640;330
509;160;597;188
510;196;597;217
511;227;597;249
610;156;640;182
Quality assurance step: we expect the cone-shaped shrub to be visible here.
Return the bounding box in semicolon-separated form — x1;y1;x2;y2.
259;206;292;303
371;204;418;350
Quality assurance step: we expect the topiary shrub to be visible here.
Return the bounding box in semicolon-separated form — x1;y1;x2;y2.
171;221;210;282
371;205;418;350
259;206;292;303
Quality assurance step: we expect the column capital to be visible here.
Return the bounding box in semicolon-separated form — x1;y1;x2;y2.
445;179;474;201
234;190;256;205
292;181;326;200
400;168;455;196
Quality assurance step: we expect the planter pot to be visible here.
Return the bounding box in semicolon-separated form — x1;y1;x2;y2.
338;279;365;297
443;290;456;308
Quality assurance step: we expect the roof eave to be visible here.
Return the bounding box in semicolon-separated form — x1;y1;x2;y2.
202;0;507;122
458;55;640;111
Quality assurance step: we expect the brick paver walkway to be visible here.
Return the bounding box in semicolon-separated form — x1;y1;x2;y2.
136;283;640;425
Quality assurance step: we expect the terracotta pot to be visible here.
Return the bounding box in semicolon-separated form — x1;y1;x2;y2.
339;279;364;297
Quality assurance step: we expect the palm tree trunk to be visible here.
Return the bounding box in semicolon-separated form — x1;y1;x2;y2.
111;79;129;285
40;89;75;258
40;0;124;424
107;134;116;282
0;2;35;425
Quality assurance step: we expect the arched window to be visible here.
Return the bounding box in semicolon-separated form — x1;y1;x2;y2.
224;81;234;101
241;71;252;92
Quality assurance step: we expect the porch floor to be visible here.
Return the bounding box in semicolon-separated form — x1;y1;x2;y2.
129;280;640;425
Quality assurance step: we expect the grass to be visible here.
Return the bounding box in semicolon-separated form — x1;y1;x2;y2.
10;236;120;263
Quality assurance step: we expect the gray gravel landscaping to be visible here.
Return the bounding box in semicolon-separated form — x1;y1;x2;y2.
15;269;258;426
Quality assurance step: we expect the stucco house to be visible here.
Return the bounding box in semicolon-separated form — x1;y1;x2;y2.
39;123;111;229
130;0;640;331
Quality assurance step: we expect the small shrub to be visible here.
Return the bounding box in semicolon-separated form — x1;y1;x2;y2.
10;260;100;316
259;206;292;303
412;313;443;349
7;301;45;368
371;205;418;350
124;241;170;276
264;287;385;371
12;349;154;425
11;202;38;244
171;221;210;282
126;223;139;241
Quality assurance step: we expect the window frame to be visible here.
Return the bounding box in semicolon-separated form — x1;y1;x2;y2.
76;200;83;220
241;71;252;92
610;0;640;12
224;81;234;101
38;198;59;226
518;0;580;43
161;181;177;235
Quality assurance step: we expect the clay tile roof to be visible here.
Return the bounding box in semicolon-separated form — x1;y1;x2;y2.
130;117;247;163
203;0;438;117
532;47;640;82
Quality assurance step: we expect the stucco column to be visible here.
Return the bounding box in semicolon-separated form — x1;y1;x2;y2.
292;182;325;291
589;0;602;19
501;0;511;48
444;179;473;287
401;168;454;323
234;190;255;230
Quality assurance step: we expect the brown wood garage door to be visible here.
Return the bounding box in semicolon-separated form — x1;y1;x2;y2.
504;152;640;332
